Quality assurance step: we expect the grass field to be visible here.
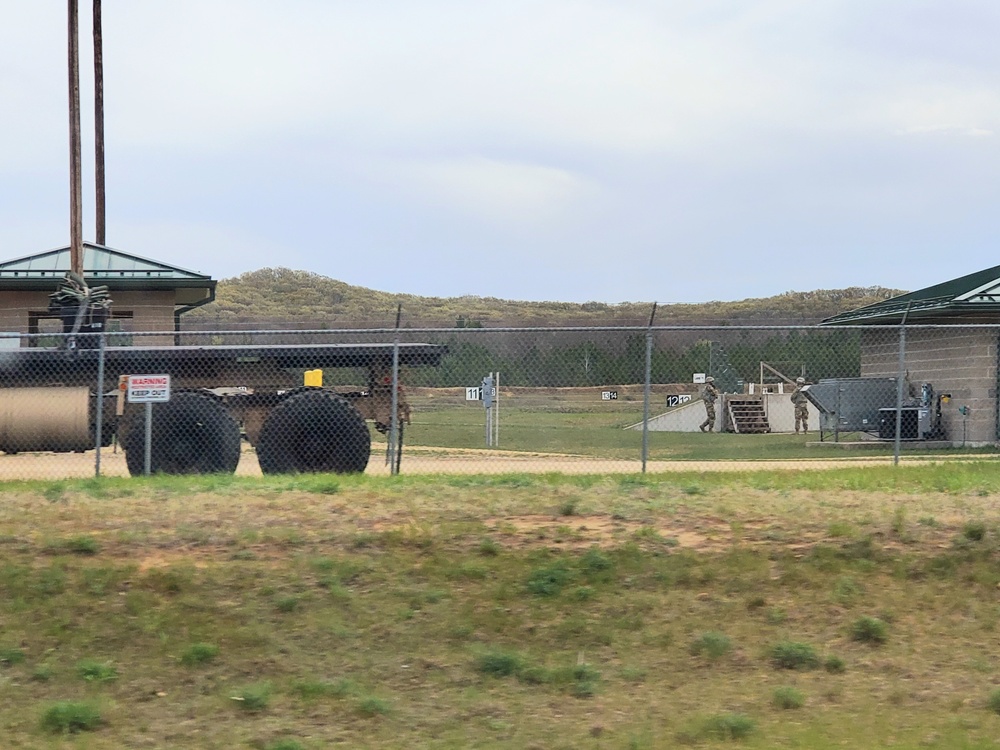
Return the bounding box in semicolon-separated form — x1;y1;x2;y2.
4;466;1000;747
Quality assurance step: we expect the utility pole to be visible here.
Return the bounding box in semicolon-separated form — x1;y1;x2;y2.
68;0;83;275
93;0;106;246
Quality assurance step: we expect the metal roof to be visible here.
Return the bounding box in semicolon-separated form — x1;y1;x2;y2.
0;243;216;308
822;263;1000;325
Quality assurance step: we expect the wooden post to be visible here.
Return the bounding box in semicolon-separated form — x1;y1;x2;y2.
68;0;83;275
93;0;105;247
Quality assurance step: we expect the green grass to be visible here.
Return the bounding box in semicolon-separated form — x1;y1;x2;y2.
400;405;1000;461
0;470;999;747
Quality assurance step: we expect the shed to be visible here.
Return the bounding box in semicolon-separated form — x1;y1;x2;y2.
0;243;215;344
822;264;1000;444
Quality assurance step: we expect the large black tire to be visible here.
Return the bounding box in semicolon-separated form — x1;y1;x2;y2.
123;392;241;476
256;389;371;474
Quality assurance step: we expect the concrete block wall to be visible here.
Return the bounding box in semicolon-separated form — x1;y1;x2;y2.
859;327;997;444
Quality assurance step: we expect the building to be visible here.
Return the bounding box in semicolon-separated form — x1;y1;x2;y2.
823;264;1000;444
0;243;215;345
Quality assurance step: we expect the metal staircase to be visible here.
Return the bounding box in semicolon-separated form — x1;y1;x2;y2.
726;396;771;434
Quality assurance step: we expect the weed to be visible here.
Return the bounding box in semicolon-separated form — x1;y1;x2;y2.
232;682;271;712
267;740;305;750
918;516;939;527
180;642;219;666
76;659;118;682
0;647;25;666
851;616;889;645
40;702;102;734
770;641;820;670
517;665;551;685
579;547;613;576
682;484;704;496
827;521;854;538
773;686;805;709
526;561;573;596
570;585;595;601
746;595;767;610
42;483;67;503
987;689;1000;714
66;535;100;555
766;607;787;625
275;595;301;613
833;576;863;604
292;678;354;699
477;537;501;556
558;498;579;516
824;655;846;673
962;521;987;542
702;713;756;740
32;664;54;681
474;648;523;678
356;695;392;717
620;666;647;683
689;631;732;660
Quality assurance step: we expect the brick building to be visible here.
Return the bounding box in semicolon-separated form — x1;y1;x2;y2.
823;265;1000;444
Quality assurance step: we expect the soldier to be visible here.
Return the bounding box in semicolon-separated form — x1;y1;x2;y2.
790;376;809;434
700;376;718;432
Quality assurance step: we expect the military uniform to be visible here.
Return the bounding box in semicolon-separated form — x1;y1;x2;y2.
790;378;809;434
700;379;718;432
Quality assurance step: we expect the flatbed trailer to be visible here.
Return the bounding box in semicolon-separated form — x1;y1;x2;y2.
0;341;447;476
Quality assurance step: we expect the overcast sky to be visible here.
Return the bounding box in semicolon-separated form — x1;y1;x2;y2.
2;1;999;304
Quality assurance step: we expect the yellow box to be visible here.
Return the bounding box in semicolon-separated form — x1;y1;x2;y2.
304;369;323;387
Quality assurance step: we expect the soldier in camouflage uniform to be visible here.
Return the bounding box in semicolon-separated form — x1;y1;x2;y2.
700;376;718;432
790;376;809;434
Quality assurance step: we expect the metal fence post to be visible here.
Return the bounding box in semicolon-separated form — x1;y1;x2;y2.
893;303;912;466
94;330;106;477
641;304;657;473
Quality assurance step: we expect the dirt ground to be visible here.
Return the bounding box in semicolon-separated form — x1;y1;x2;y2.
0;443;974;481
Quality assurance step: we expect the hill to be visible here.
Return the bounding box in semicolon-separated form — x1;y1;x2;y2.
185;267;904;328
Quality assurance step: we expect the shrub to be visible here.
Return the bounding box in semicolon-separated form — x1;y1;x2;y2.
963;521;987;542
76;660;118;682
67;536;100;555
526;562;573;597
180;642;219;666
356;696;391;717
233;682;271;712
773;686;805;709
40;702;102;733
689;631;732;660
703;713;756;740
824;655;846;673
769;641;820;670
851;616;888;645
987;689;1000;715
474;648;523;677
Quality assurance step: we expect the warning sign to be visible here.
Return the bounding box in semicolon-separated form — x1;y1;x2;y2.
127;374;171;403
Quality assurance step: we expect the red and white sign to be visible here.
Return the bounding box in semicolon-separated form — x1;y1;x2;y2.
127;374;171;403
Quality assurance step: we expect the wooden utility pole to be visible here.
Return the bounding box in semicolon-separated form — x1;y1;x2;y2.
93;0;105;247
67;0;83;275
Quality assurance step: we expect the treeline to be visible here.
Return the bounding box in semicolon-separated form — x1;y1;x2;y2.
404;329;861;388
185;267;905;328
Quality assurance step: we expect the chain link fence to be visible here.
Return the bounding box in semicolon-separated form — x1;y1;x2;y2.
0;323;995;479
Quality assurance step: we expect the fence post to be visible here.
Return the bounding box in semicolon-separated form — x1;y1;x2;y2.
641;303;658;473
893;303;912;466
388;304;402;475
94;330;106;477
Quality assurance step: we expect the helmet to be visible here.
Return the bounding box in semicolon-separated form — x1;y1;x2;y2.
705;376;715;383
796;377;805;383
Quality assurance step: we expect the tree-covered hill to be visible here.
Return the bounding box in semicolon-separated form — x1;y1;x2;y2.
185;267;904;329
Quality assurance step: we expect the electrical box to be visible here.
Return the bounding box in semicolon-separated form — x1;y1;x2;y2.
304;369;323;387
877;407;931;440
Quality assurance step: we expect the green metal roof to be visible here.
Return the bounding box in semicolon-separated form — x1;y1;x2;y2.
822;264;1000;325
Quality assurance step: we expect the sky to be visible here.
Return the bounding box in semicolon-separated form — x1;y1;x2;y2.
2;1;999;304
